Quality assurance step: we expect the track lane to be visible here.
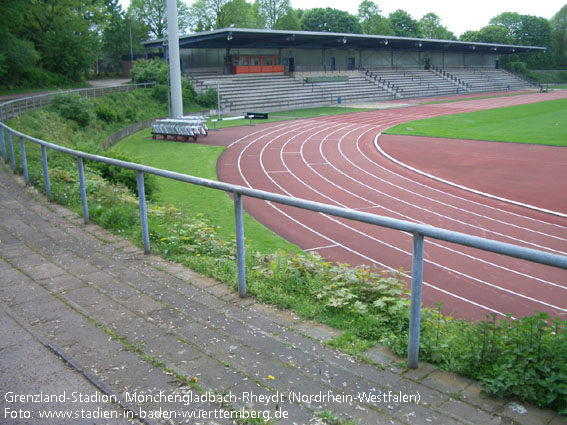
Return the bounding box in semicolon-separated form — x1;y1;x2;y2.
216;91;567;320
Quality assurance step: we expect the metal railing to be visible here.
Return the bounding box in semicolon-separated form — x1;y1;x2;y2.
1;86;566;370
0;83;153;120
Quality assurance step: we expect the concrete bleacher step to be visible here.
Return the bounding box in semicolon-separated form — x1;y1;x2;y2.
187;72;393;113
184;68;531;112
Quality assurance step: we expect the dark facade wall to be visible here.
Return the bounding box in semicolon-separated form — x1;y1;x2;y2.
179;47;497;74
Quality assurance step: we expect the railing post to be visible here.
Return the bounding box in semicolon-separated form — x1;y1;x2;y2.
77;157;89;225
234;192;246;297
41;146;51;201
7;131;16;172
0;126;6;161
19;136;29;185
136;171;151;254
408;232;425;369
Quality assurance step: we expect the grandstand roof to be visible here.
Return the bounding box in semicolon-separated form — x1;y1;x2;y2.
142;28;546;54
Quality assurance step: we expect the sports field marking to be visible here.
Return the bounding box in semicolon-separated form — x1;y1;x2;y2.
251;120;559;316
350;131;565;238
220;93;566;319
374;132;567;219
240;122;511;317
323;214;566;314
294;126;567;308
306;125;565;254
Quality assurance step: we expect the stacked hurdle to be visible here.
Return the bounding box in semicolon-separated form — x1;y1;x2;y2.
151;116;208;142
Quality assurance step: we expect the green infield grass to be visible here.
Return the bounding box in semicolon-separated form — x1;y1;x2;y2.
208;106;373;129
113;129;300;253
385;99;567;146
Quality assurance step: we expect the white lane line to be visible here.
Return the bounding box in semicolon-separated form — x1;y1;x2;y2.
305;244;339;251
230;116;564;317
299;124;566;260
297;126;566;297
318;127;566;289
347;130;566;243
323;214;567;313
336;108;567;239
242;130;511;317
303;124;566;306
259;121;553;315
234;119;507;316
374;132;567;219
324;100;566;231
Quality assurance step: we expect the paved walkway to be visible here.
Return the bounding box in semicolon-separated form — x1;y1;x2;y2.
0;164;561;425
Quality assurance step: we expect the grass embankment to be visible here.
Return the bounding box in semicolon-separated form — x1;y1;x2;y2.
386;98;567;146
5;90;567;415
114;131;297;253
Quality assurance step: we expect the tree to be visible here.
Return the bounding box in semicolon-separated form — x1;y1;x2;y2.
19;0;104;80
357;0;393;35
188;0;217;32
249;1;267;28
517;15;551;47
388;9;421;38
301;8;362;34
490;12;551;47
257;0;293;29
187;0;235;31
128;0;190;39
0;0;40;85
459;25;510;44
551;4;567;67
99;0;146;73
489;12;523;42
419;13;456;40
216;0;252;28
273;9;302;30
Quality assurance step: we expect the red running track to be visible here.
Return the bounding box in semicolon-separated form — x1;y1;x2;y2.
211;91;567;320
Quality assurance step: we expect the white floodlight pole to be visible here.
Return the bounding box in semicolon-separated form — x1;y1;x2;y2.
166;0;183;118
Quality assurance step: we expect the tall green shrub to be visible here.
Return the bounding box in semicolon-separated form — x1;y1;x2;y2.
48;92;94;127
130;59;169;84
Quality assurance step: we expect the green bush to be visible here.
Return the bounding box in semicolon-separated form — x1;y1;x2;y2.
124;106;138;122
182;80;197;105
415;309;567;414
130;59;169;84
196;88;218;108
151;84;169;103
48;92;94;127
95;103;119;123
21;67;74;88
88;151;158;200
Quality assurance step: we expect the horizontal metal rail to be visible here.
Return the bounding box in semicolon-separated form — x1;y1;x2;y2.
0;83;153;121
1;87;566;370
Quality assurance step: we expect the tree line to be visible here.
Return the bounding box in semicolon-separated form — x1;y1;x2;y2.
1;0;566;88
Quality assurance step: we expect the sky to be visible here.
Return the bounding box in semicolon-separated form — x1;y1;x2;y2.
119;0;566;37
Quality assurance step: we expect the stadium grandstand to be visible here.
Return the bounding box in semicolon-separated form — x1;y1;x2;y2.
142;28;545;113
